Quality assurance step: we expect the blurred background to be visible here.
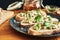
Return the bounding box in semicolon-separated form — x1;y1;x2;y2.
0;0;60;10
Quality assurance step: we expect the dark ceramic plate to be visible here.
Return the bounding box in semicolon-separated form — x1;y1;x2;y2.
10;13;60;37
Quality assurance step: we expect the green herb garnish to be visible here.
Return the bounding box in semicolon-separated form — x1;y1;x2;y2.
49;7;56;11
36;23;41;30
28;14;31;19
47;15;51;20
43;21;53;29
36;9;41;15
43;21;51;26
45;5;57;11
35;15;43;22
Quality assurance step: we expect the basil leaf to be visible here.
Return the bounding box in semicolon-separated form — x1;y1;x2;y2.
43;21;51;27
36;23;41;30
35;15;42;22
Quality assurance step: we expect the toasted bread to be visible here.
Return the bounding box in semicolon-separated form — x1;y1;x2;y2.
15;13;25;21
28;26;60;35
20;20;34;27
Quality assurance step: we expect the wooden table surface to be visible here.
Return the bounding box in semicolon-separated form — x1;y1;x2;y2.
0;10;60;40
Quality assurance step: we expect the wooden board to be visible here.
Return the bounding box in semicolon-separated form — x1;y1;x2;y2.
0;10;60;40
0;10;14;25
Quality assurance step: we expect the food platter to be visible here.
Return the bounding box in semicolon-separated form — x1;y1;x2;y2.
9;0;60;37
10;13;60;37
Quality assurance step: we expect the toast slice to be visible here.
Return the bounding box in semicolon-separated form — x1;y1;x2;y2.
0;8;14;25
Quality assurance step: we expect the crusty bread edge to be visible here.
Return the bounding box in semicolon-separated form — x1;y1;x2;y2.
28;27;60;35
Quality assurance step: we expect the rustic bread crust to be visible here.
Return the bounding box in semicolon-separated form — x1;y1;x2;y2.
20;20;34;27
15;14;25;21
28;27;60;35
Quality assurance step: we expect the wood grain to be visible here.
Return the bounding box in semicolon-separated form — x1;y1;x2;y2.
0;10;60;40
